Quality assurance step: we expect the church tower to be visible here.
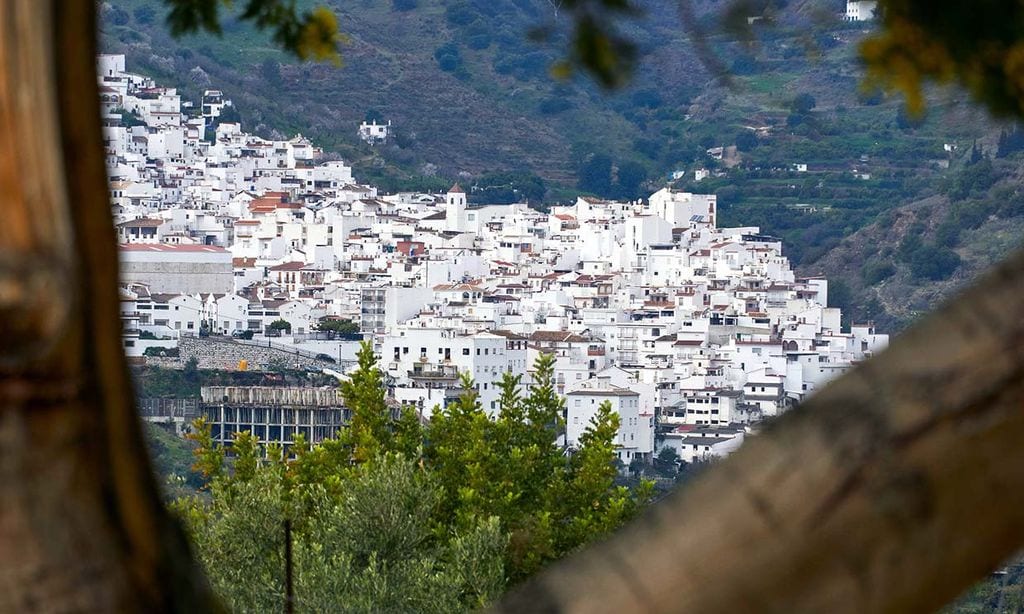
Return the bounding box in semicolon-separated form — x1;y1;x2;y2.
445;183;466;231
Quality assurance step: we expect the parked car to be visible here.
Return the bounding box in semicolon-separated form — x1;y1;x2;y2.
231;329;254;340
315;353;337;363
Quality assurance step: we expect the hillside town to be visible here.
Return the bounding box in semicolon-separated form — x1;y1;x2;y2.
100;53;888;469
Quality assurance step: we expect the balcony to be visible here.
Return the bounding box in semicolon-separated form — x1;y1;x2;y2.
587;346;606;356
409;365;459;380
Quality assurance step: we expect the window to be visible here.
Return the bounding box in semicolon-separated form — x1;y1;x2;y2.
124;340;135;347
462;348;470;355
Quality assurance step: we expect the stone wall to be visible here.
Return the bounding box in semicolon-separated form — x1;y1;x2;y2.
145;335;335;372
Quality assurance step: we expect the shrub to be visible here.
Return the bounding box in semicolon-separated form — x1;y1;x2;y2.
861;260;896;285
909;245;962;281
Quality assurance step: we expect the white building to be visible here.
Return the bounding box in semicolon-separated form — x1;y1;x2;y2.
358;119;391;144
119;244;233;295
845;0;877;21
566;382;653;464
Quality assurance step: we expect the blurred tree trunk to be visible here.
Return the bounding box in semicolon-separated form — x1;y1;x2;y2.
0;1;217;610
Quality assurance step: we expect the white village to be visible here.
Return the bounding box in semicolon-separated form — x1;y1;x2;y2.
100;53;888;471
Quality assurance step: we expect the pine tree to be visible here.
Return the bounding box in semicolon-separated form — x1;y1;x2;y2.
339;341;392;463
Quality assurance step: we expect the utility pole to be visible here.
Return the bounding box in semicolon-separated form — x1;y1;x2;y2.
284;518;294;614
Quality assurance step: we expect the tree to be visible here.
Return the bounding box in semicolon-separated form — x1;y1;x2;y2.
133;5;158;25
577;153;613;195
260;58;283;88
791;92;817;115
171;350;647;608
174;452;507;613
614;160;647;199
316;317;359;335
338;341;393;463
267;318;292;332
735;130;759;151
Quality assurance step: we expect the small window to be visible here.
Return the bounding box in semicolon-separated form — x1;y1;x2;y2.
462;348;470;355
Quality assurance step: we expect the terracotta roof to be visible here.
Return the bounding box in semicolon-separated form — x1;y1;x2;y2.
448;183;465;194
269;261;306;271
117;218;163;228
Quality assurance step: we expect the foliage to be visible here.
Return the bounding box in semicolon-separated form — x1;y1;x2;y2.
163;0;343;64
315;317;359;335
133;6;158;25
735;130;759;152
861;0;1024;118
136;364;201;397
908;244;962;281
267;318;292;331
997;126;1024;157
173;452;505;613
434;42;463;73
338;341;394;463
144;423;205;497
143;346;179;357
577;153;613;195
174;350;653;609
791;93;816;115
862;259;897;285
470;171;547;204
111;107;146;127
614;160;647;199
